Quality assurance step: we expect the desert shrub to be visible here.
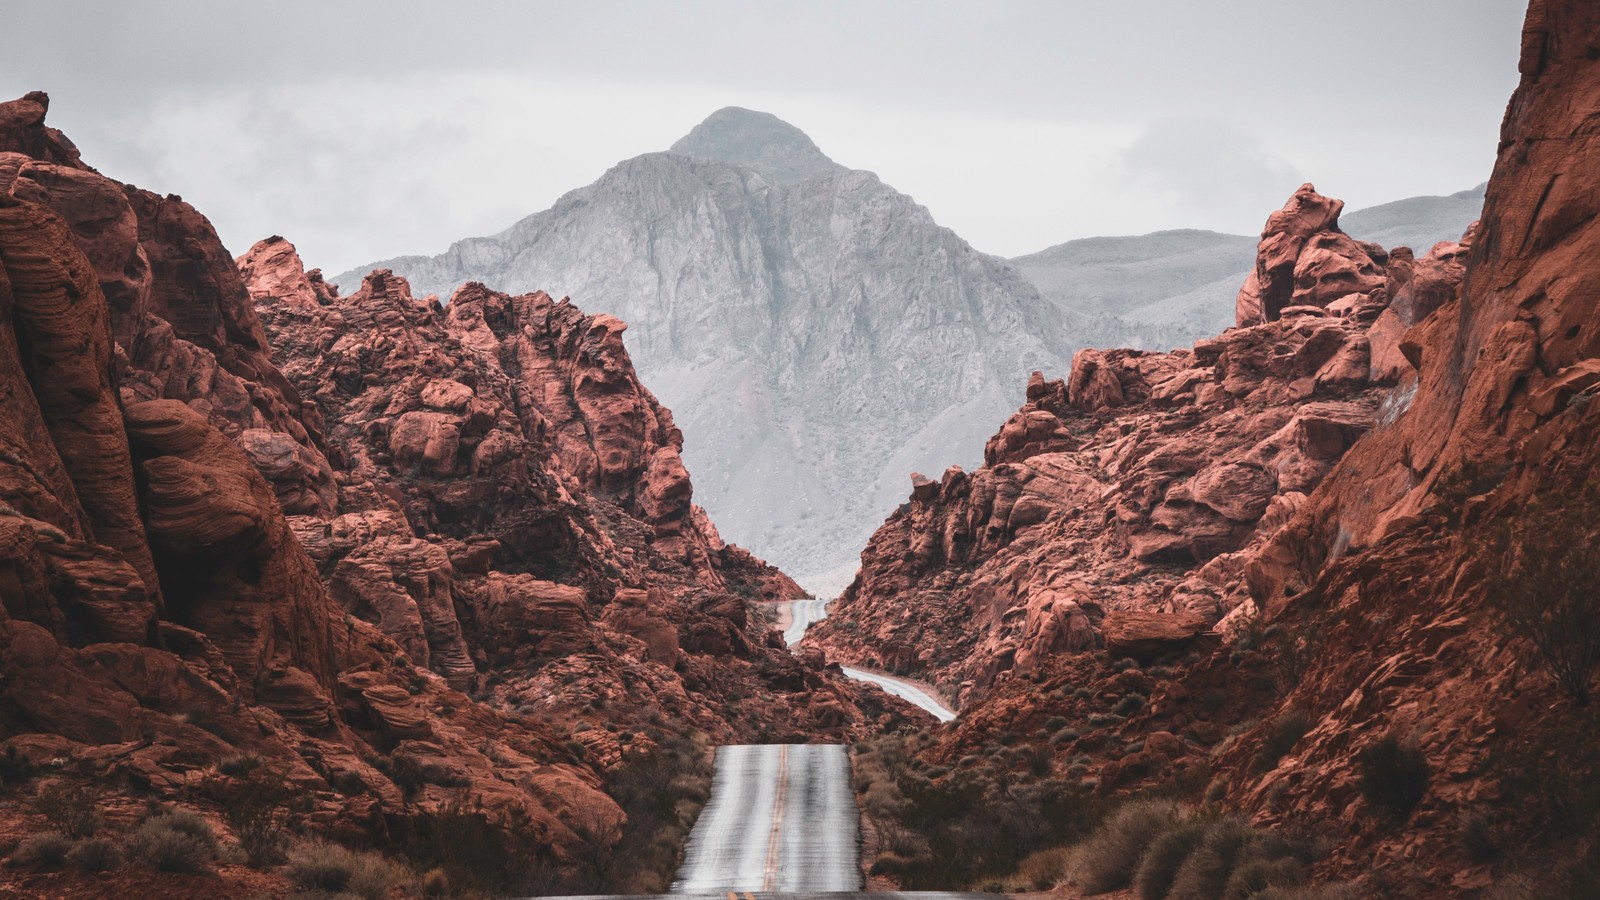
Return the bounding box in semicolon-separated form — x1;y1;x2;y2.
1114;694;1148;717
287;840;399;900
418;866;451;897
6;832;71;869
1052;727;1081;746
1167;817;1254;900
32;780;103;838
0;746;36;786
1458;808;1500;862
1222;855;1308;899
1357;734;1429;817
217;753;264;777
1068;798;1183;893
1135;820;1208;900
128;814;215;873
205;767;294;865
590;735;712;893
1483;486;1600;706
1255;710;1312;773
1009;845;1072;891
65;836;121;872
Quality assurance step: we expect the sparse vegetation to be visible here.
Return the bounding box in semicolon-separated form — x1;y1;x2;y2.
127;809;218;873
6;832;71;870
1254;711;1311;773
1067;802;1332;900
65;836;122;872
1069;798;1183;893
286;840;401;900
1356;734;1429;818
32;779;103;839
1483;485;1600;706
204;765;295;865
853;729;1104;889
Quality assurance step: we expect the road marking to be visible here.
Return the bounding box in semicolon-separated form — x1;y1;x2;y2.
761;744;790;891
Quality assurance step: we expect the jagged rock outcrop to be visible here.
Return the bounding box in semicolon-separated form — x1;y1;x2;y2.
840;2;1600;893
814;182;1471;709
339;107;1069;595
0;93;902;892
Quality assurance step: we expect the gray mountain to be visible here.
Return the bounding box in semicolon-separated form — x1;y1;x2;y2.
337;108;1070;595
1010;185;1485;351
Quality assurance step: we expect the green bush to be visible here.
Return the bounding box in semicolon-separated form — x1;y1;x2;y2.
6;832;71;869
1357;734;1428;817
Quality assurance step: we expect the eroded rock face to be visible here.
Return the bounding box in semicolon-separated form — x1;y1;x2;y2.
0;93;895;883
815;181;1472;709
839;3;1600;893
1235;184;1388;327
0;119;337;521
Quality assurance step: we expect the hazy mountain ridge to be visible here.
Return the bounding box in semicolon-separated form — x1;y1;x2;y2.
1010;184;1486;351
340;110;1070;594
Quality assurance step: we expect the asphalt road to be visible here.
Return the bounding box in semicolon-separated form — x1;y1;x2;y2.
837;667;956;724
782;597;832;648
672;744;861;893
553;894;997;899
774;599;957;723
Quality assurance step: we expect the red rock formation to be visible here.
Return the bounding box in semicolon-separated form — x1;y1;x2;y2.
1234;184;1387;327
0;106;337;520
838;1;1600;893
813;189;1459;705
0;93;892;892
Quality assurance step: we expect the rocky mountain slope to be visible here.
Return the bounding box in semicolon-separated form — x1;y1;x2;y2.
340;108;1070;596
820;0;1600;893
0;92;904;896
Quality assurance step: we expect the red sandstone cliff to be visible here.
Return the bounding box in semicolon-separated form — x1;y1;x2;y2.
0;92;892;894
813;182;1468;708
827;1;1600;893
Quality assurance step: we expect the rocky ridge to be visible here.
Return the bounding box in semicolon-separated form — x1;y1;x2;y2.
825;0;1600;892
813;181;1460;707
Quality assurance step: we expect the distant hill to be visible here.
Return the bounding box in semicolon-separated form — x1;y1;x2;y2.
1010;185;1485;351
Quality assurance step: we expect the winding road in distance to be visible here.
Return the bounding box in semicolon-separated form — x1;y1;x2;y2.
778;599;957;723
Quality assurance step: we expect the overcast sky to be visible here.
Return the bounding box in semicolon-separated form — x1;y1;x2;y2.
5;1;1527;276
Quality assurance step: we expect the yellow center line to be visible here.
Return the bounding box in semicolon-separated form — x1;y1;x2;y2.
762;745;790;892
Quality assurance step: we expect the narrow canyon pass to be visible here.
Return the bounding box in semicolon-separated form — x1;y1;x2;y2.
0;0;1595;897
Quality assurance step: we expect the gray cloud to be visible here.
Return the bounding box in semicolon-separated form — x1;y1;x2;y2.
1117;118;1304;235
1;0;1530;269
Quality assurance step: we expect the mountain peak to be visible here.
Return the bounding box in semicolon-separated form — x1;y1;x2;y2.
669;106;843;183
